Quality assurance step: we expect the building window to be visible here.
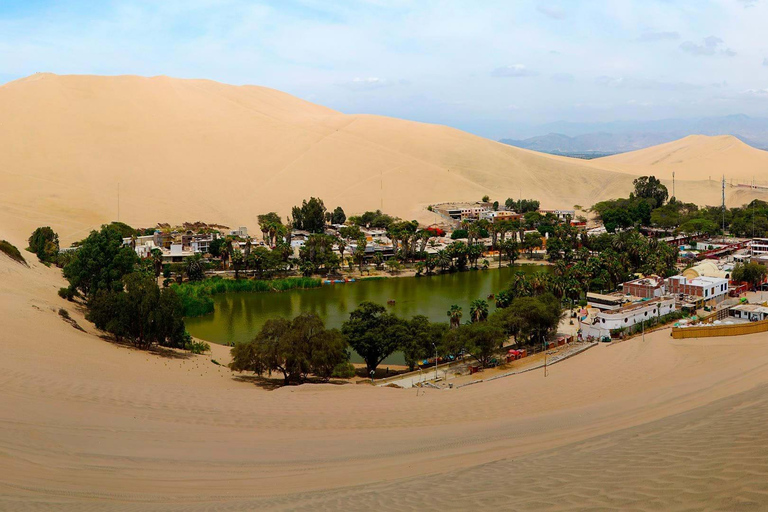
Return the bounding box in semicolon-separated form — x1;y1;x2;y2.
624;318;628;323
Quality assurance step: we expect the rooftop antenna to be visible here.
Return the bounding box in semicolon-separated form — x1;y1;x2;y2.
721;175;726;235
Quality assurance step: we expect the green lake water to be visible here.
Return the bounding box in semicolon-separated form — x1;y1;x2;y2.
186;265;547;363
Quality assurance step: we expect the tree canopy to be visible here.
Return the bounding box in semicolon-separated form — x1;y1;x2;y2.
87;272;186;349
291;197;327;233
63;225;138;298
633;175;668;208
231;313;348;384
341;301;408;374
28;226;59;263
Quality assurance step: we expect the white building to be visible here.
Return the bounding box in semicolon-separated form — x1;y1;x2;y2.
229;226;248;238
580;296;676;339
751;238;768;257
540;209;575;221
730;304;768;322
666;275;729;305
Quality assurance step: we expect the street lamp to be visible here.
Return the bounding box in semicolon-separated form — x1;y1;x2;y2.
432;342;438;381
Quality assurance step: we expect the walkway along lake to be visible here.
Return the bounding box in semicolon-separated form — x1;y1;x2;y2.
185;265;548;364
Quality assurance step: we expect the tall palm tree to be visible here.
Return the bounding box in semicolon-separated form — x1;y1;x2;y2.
447;305;463;329
150;248;163;278
469;299;489;323
436;250;451;272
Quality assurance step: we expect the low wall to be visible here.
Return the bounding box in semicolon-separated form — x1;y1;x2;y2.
671;319;768;339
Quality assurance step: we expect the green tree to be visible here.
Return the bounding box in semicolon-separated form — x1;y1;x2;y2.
491;294;562;347
469;299;489;323
401;315;448;371
63;225;138;298
28;226;59;263
522;232;543;256
330;206;346;225
87;272;185;349
292;197;327;233
732;262;768;289
442;322;506;368
185;254;205;281
447;304;463;329
633;175;668;208
341;302;406;375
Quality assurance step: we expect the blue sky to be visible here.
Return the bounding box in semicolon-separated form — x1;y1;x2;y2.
1;0;767;138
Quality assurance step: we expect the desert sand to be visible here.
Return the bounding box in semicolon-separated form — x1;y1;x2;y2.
4;73;768;510
3;252;768;510
2;73;767;246
595;134;768;183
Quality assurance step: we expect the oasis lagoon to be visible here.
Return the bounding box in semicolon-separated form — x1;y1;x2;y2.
186;265;548;358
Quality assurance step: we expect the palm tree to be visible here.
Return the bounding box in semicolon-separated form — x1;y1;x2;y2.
150;248;163;278
243;236;252;275
231;249;244;279
336;236;347;262
469;299;489;323
447;305;463;329
185;254;205;281
436;250;451;272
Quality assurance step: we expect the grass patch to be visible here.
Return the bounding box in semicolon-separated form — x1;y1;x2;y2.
0;240;27;266
172;277;322;317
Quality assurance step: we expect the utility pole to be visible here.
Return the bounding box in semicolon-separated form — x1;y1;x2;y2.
722;175;726;235
433;343;438;382
117;182;120;222
672;171;675;199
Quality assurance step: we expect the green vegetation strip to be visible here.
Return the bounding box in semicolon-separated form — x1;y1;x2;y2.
0;240;27;266
172;277;322;317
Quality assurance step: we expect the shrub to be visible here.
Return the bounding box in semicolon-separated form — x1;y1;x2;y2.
185;339;211;354
58;308;70;319
28;227;59;263
331;362;356;379
0;240;26;265
171;277;322;317
58;286;75;301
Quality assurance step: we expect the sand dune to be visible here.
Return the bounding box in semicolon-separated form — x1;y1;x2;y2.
0;73;634;245
2;74;767;245
3;253;768;509
595;134;768;183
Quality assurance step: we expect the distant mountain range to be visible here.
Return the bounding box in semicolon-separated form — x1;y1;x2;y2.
500;114;768;157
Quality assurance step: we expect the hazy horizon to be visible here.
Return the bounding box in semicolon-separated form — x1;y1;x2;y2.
3;0;768;139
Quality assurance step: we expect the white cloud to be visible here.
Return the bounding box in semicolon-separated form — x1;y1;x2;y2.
680;36;735;57
336;77;392;91
491;64;536;78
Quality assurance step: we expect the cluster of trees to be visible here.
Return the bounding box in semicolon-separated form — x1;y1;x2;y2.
290;197;346;233
348;209;398;229
496;229;679;307
230;313;350;384
52;224;191;350
592;176;768;238
732;261;768;289
505;198;540;213
230;293;564;385
592;176;669;232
